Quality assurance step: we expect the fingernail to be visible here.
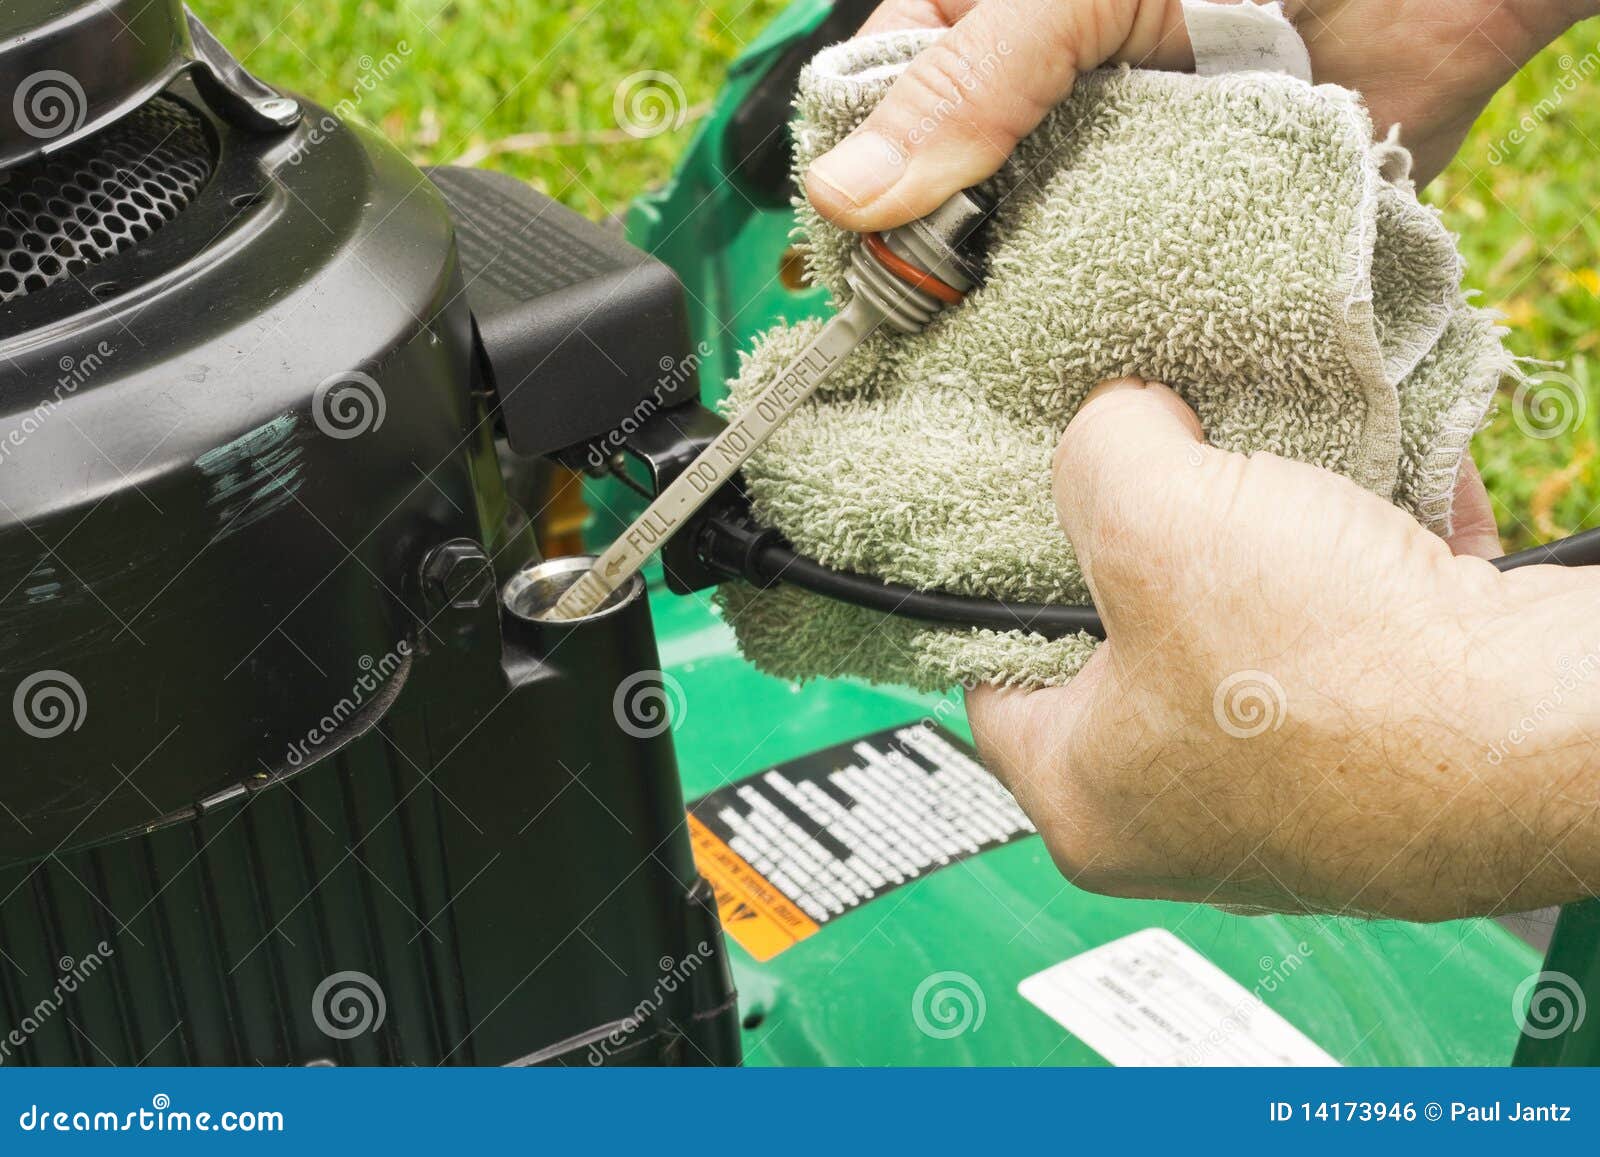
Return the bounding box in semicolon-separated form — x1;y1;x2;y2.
808;130;904;208
1083;377;1150;403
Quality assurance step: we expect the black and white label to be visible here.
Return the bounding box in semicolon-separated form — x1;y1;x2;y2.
690;725;1034;929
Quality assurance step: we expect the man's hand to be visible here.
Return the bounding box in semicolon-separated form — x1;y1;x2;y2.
966;380;1600;922
807;0;1597;228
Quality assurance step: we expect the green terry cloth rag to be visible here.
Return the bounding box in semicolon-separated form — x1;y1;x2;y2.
716;27;1515;693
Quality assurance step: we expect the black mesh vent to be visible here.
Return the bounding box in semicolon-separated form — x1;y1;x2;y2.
0;96;213;303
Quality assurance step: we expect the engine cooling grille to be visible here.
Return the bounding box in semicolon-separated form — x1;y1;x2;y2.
0;96;213;304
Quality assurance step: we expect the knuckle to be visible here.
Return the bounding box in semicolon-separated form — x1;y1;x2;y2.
913;38;984;106
875;37;1017;157
1126;447;1239;560
1044;822;1144;897
1068;861;1140;899
964;687;1016;769
1067;469;1191;598
989;669;1188;902
1045;836;1107;887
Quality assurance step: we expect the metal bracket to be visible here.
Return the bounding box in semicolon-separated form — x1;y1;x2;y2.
0;0;298;171
184;8;303;131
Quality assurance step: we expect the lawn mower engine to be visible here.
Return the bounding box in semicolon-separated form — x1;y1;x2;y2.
0;0;737;1065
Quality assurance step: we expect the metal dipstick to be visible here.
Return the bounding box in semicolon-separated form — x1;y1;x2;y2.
547;189;993;622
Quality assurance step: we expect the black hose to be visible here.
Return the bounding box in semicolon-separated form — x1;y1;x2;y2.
703;513;1600;641
750;544;1108;638
1492;526;1600;571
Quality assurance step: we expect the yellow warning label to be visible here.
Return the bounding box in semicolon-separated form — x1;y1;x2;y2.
687;814;821;962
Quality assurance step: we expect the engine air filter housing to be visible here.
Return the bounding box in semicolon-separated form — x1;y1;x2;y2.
0;96;212;301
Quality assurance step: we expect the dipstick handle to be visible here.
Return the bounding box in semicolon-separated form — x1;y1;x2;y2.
545;189;993;622
548;299;875;620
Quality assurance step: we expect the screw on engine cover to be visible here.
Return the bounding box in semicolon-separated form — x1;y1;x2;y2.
421;540;494;611
256;96;301;121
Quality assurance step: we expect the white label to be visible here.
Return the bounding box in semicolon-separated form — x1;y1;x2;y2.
1018;928;1339;1066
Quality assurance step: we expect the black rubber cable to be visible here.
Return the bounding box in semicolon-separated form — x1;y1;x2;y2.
749;544;1109;638
706;517;1600;641
1492;525;1600;572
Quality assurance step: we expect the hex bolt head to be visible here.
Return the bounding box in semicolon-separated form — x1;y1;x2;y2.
421;539;494;611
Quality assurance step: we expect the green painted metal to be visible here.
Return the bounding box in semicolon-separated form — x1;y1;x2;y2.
651;589;1539;1065
621;0;1555;1066
1514;900;1600;1065
587;0;838;549
625;0;837;410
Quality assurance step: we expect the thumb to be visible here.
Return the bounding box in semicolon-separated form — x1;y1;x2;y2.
1442;455;1502;560
1052;378;1207;634
804;0;1191;230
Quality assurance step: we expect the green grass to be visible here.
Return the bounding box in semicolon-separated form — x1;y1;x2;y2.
197;2;1599;548
1433;25;1600;548
199;0;787;219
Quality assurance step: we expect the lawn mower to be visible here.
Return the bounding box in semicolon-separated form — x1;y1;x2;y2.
0;0;1593;1067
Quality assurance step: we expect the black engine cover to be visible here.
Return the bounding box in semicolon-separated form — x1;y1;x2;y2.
1;82;474;859
0;29;734;1065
